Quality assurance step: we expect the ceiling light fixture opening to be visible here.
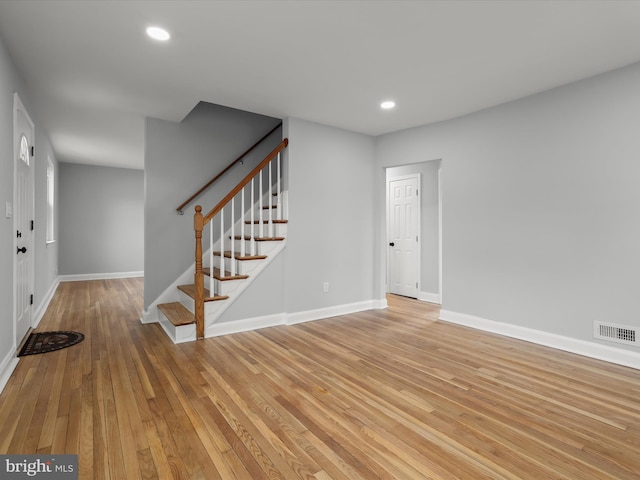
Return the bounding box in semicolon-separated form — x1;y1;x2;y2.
146;26;170;41
380;101;396;110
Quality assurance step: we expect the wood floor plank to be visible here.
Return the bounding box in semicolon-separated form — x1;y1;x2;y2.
1;280;640;478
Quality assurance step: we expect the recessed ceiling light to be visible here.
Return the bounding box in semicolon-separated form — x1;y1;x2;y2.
380;101;396;110
146;26;170;41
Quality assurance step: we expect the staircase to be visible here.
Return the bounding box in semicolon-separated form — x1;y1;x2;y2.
156;138;288;343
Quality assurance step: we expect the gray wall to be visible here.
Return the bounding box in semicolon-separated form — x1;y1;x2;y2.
0;34;58;361
144;102;281;308
58;163;143;275
376;61;640;351
386;160;440;297
283;118;376;314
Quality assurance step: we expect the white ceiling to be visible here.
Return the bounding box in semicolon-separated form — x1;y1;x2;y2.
2;0;640;170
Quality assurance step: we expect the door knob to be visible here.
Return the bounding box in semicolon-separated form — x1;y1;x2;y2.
17;246;27;254
389;242;395;247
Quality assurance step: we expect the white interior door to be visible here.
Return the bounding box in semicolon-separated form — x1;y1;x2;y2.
14;96;34;346
388;174;420;298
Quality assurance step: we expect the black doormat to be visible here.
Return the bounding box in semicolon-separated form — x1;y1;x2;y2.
18;331;85;357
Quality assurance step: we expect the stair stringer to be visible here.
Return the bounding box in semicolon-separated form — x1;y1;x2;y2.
169;239;286;343
204;239;287;338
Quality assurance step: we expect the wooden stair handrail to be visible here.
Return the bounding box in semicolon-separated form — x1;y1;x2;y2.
176;122;282;214
203;138;288;224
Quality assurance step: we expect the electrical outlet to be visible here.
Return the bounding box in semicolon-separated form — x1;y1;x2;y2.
323;282;329;293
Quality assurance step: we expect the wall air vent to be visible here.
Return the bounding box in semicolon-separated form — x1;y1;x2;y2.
593;321;638;346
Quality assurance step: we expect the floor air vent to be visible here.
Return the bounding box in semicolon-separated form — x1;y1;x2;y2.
594;321;638;346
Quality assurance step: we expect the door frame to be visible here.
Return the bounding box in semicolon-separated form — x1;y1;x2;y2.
386;173;421;298
13;93;35;349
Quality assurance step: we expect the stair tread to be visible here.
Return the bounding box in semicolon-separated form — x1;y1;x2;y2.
177;284;228;302
202;267;249;281
158;302;195;326
245;219;288;224
233;235;285;242
213;251;267;261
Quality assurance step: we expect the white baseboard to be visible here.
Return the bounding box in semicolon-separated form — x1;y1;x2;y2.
59;271;144;282
373;297;389;309
418;291;441;305
0;349;20;396
201;299;387;340
439;309;640;371
208;313;285;338
33;277;61;328
286;299;387;326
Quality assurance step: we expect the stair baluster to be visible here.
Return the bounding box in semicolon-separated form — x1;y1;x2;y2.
277;152;281;220
219;208;224;277
209;210;213;299
250;178;256;256
240;187;246;258
268;159;273;238
259;170;264;238
230;198;236;276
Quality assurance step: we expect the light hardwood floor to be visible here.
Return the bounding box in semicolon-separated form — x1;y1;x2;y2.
1;278;639;479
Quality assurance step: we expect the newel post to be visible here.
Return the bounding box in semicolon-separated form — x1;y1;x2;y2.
194;205;205;339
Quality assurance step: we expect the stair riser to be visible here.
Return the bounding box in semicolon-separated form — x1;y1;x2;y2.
260;211;281;221
199;272;243;298
211;257;261;276
177;284;231;311
214;278;243;296
178;290;195;313
237;209;281;223
157;308;196;343
233;239;281;256
244;223;287;237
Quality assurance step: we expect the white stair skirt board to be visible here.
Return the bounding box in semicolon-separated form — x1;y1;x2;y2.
0;350;20;396
59;271;144;282
439;309;640;371
207;239;287;318
187;241;287;342
418;291;441;305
